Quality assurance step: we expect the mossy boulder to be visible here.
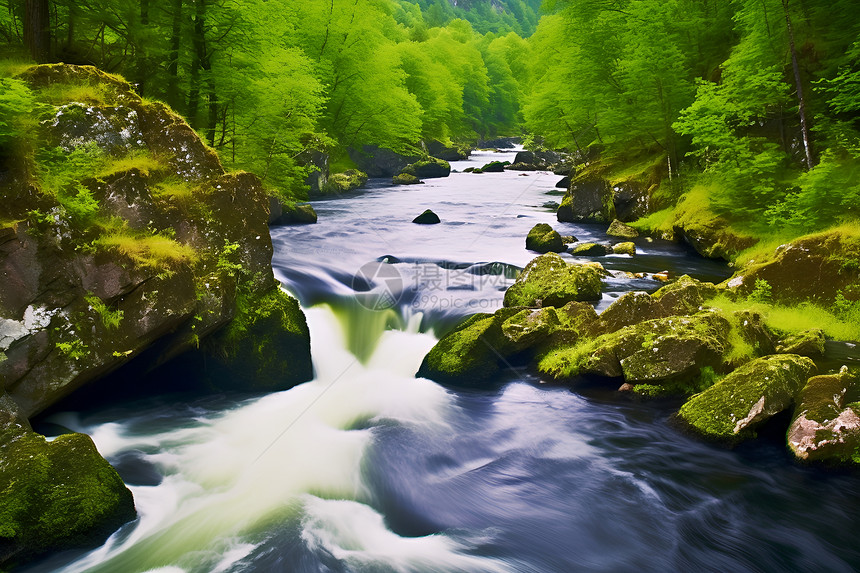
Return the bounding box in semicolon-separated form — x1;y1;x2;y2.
678;354;816;442
197;287;313;391
501;307;563;346
590;277;721;337
400;157;451;179
322;169;368;194
776;329;826;357
652;275;718;316
480;161;508;172
0;64;313;416
525;223;566;253
557;177;616;223
672;215;758;262
539;310;763;393
612;242;636;255
571;242;611;256
0;427;135;567
503;253;603;308
425;140;469;161
787;367;860;464
413;209;440;224
607;219;639;238
393;173;421;185
416;308;524;386
727;229;860;304
269;199;318;225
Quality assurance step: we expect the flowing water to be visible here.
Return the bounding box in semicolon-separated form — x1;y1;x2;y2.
26;150;860;572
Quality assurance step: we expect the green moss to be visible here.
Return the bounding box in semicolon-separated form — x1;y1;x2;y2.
708;294;860;342
679;354;816;442
504;253;603;307
204;286;313;391
612;242;636;255
525;223;565;253
84;294;124;330
322;169;368;194
393;172;421;185
0;429;135;565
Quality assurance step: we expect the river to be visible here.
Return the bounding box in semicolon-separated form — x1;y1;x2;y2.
25;150;860;572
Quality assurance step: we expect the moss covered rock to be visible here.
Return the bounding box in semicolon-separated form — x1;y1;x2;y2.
400;157;451;179
571;242;611;256
199;287;313;391
678;354;816;442
557;177;616;223
503;253;604;308
0;427;135;567
393;173;421;185
322;169;368;194
480;161;508;172
776;329;826;357
540;311;736;389
607;219;639;238
525;223;565;253
412;209;440;224
612;242;636;255
416;308;524;386
0;64;313;415
727;229;860;304
501;307;563;346
787;367;860;464
269;199;318;225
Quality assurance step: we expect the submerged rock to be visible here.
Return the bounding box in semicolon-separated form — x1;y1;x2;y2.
678;354;816;442
413;209;441;224
525;223;566;253
503;253;604;308
787;367;860;464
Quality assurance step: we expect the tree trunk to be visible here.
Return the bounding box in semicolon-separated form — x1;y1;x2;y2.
24;0;50;63
167;0;183;109
187;0;206;125
781;0;813;170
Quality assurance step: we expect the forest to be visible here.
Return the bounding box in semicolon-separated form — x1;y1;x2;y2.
1;0;860;238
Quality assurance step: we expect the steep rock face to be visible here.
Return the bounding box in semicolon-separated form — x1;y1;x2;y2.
0;64;312;417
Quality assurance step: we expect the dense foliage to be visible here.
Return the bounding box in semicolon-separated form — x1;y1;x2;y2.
524;0;860;237
3;0;859;237
0;0;529;196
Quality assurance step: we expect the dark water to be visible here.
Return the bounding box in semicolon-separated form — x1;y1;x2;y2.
27;150;860;573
